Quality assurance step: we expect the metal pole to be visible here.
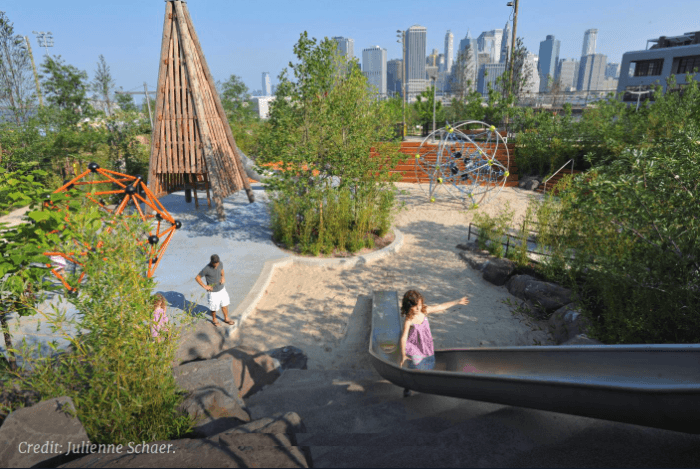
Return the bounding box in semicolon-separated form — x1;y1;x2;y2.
508;0;519;99
432;77;437;141
402;31;406;138
25;36;43;107
143;82;154;129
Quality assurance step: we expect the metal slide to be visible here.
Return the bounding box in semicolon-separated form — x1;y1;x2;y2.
369;291;700;434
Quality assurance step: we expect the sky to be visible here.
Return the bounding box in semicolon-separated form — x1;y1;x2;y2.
4;0;699;99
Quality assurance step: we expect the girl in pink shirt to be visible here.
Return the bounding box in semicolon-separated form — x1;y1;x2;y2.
151;294;169;342
399;290;469;396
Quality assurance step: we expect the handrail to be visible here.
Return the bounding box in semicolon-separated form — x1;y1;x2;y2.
542;159;575;196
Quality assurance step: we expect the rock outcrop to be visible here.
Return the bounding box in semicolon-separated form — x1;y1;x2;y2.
215;345;282;398
174;319;238;365
0;396;89;468
506;275;573;313
173;358;251;437
482;258;516;286
547;304;594;344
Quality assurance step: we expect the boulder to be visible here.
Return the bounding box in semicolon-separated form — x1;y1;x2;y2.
456;241;479;251
215;346;282;398
218;412;306;447
265;346;308;371
0;396;89;468
548;304;593;344
518;176;540;190
174;319;238;366
173;358;251;437
458;250;491;272
506;275;573;313
482;258;516;286
562;334;604;345
59;435;310;468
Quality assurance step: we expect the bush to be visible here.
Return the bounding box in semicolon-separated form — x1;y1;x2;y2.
3;198;194;443
472;202;514;258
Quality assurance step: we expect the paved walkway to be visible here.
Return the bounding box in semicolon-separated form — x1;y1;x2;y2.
0;183;290;359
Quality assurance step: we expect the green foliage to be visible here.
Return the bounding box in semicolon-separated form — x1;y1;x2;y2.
257;32;402;254
90;55;115;116
0;12;36;125
115;90;138;113
472;202;514;258
0;168;49;214
218;74;257;123
40;55;92;124
3;199;194;443
413;86;446;135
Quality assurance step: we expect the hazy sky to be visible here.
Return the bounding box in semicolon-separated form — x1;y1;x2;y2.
4;0;698;97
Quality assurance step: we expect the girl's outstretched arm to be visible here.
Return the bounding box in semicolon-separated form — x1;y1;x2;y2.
426;296;469;314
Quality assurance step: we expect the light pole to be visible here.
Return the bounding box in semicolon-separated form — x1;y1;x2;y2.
428;71;438;141
397;30;406;138
32;31;54;58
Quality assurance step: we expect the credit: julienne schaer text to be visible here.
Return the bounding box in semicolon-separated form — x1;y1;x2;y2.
18;441;175;455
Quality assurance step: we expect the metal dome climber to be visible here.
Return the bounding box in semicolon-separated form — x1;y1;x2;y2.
42;162;182;292
414;121;510;208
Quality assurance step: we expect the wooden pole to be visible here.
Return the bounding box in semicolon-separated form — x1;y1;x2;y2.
144;82;154;129
25;36;43;107
174;0;226;220
182;2;255;203
147;1;174;202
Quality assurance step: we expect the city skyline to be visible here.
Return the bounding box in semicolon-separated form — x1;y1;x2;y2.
3;0;698;95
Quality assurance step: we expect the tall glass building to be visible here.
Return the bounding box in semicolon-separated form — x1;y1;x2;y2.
538;34;561;91
404;25;428;97
362;46;387;97
332;36;355;60
261;72;272;96
581;29;598;57
444;30;454;74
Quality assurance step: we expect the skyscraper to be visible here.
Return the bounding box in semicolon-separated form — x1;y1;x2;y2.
387;59;403;96
455;30;479;92
538;35;561;91
578;53;607;91
261;72;272;96
444;30;454;74
477;30;503;64
332;36;355;60
477;63;506;95
500;21;512;65
362;46;387;96
556;59;579;91
581;29;598;57
405;25;428;97
606;62;620;79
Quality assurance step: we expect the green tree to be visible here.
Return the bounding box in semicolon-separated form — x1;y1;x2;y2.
40;55;91;123
90;54;115;116
0;11;36;125
413;85;445;135
217;74;256;123
114;88;138;113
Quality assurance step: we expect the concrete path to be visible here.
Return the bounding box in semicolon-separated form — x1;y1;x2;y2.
0;183;290;359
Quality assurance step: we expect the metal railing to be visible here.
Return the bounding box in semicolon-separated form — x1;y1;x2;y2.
542;159;575;196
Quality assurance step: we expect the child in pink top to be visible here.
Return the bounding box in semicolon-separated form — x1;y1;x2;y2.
399;290;469;396
151;294;169;342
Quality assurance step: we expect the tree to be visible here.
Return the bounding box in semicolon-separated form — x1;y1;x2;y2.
501;37;534;103
90;55;115;116
114;88;138;113
40;55;91;124
0;11;36;125
217;74;256;123
450;46;477;101
413;85;445;135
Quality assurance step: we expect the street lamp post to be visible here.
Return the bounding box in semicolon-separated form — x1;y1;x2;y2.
397;30;406;139
428;72;437;141
32;31;54;58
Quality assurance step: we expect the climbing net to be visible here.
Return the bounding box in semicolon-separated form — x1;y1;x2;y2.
414;121;510;208
42;163;181;292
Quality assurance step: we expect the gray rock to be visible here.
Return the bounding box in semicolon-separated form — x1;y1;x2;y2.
524;179;540;191
458;250;491;271
562;334;604;345
174;319;238;366
173;358;251;437
518;176;540;189
0;397;89;468
506;275;573;313
218;412;307;446
482;258;516;286
59;435;310;468
265;346;308;371
548;304;593;344
215;345;282;398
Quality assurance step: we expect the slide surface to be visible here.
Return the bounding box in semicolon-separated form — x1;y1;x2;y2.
369;291;700;434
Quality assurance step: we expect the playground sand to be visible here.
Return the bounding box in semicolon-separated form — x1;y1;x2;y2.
235;183;556;371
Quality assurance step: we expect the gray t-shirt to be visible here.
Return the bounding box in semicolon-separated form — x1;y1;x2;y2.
198;262;224;292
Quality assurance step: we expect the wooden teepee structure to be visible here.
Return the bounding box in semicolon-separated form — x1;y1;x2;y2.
147;0;254;220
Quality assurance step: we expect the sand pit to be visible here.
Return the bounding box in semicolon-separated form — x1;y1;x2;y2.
234;183;555;370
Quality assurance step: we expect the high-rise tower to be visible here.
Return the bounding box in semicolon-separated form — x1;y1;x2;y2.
444;30;454;74
332;36;355;60
500;21;512;64
581;29;598;57
362;45;387;96
261;72;271;96
405;25;428;97
538;34;561;91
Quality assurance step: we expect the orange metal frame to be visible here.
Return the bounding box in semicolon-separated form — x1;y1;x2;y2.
43;162;181;292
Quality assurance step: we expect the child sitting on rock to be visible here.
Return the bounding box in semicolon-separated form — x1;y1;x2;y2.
400;289;469;397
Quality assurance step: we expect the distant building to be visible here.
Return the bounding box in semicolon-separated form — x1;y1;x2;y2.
538;35;561;91
477;63;506;95
617;30;700;102
477;29;503;64
261;72;272;96
606;62;621;78
522;53;540;94
581;29;598;57
444;30;454;74
557;59;580;91
252;96;275;119
405;25;429;97
578;53;607;91
387;59;403;96
362;46;387;97
332;36;355;60
500;21;512;65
